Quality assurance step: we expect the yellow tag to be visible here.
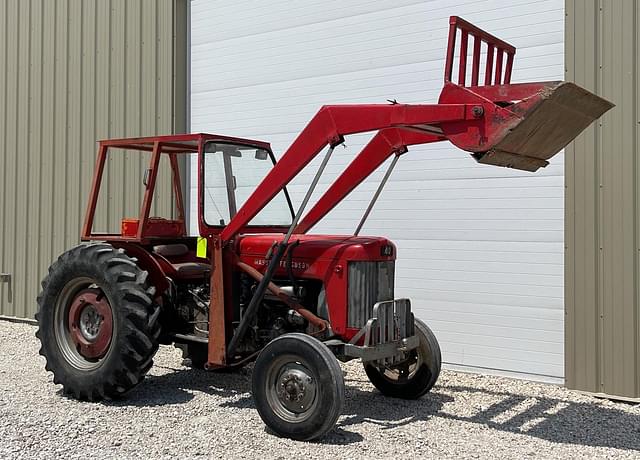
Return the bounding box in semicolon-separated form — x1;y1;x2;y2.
197;237;207;258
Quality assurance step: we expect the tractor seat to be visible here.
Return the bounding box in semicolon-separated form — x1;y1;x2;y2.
153;244;210;280
172;262;211;278
153;244;190;257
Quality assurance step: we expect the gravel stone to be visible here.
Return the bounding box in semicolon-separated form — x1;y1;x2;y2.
0;320;638;459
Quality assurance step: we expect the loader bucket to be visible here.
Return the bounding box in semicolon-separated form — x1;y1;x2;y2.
471;82;615;172
440;16;614;172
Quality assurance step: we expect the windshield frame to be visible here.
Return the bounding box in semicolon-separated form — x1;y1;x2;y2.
199;141;295;229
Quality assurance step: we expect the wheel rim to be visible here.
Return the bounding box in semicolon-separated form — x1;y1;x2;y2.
378;333;429;383
264;355;318;423
54;277;114;370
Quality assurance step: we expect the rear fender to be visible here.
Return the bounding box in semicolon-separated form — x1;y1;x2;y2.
110;242;170;294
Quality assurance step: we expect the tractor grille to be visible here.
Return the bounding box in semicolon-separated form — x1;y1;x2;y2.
347;261;395;328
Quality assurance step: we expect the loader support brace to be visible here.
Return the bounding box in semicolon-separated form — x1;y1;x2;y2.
226;145;337;359
221;105;466;241
354;154;399;236
226;241;288;360
295;128;441;234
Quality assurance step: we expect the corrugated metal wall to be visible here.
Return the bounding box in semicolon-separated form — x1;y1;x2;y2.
565;0;639;399
0;0;188;319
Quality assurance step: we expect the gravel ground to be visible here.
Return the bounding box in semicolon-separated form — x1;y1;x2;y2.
0;320;639;459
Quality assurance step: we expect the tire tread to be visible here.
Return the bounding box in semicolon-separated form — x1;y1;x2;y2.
35;243;161;401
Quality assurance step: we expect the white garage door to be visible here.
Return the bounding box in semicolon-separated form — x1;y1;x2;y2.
190;0;565;380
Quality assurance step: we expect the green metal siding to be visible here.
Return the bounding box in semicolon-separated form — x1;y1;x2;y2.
0;0;188;319
565;0;639;399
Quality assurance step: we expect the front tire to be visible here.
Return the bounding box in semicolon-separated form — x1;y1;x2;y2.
364;318;441;399
252;333;344;441
36;243;161;400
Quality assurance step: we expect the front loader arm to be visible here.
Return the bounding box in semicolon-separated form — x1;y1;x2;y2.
219;15;613;243
220;104;469;241
295;128;442;234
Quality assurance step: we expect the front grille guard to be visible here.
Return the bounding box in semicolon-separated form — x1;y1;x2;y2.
359;299;414;347
326;298;419;365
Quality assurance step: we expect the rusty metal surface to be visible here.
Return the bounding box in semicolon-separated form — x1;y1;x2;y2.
440;81;614;172
484;82;615;167
67;289;113;359
236;261;329;332
207;238;227;367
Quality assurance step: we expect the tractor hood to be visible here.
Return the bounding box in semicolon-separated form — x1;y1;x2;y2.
237;234;396;262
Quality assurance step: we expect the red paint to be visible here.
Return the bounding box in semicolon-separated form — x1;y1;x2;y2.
236;234;395;336
295;128;441;234
438;81;568;155
121;218;183;239
76;16;609;366
109;242;171;294
68;289;113;359
81;133;277;244
444;16;515;86
220;104;469;241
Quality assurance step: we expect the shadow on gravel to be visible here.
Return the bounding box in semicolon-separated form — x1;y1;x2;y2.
100;365;253;408
437;384;640;452
338;375;452;431
99;366;640;450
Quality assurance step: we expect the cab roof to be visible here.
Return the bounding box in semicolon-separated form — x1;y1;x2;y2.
98;133;271;153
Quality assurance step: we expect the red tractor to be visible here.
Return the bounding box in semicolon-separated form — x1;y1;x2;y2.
36;17;612;440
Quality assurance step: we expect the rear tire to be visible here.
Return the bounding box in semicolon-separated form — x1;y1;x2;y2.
252;333;344;441
364;318;441;399
35;243;161;400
